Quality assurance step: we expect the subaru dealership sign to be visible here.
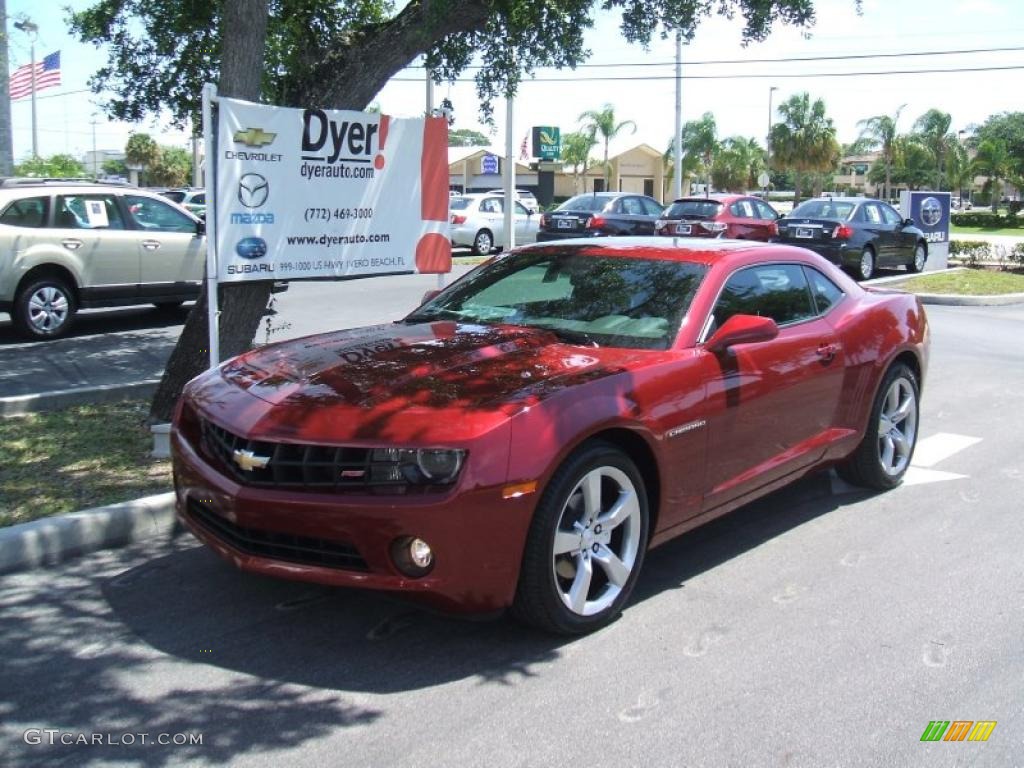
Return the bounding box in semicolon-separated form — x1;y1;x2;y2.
900;190;951;271
214;96;452;282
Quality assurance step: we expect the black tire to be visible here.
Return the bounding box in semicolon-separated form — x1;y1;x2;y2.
13;276;76;340
471;229;494;256
908;242;927;273
856;246;876;281
512;441;650;635
836;362;920;490
152;301;184;311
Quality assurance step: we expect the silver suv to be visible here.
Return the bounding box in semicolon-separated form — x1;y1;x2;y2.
0;180;205;339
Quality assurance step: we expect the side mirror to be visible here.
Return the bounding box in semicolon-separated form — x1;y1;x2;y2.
902;218;914;227
705;314;779;354
421;288;442;305
195;218;206;235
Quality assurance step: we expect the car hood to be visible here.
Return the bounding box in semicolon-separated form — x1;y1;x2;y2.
190;322;649;443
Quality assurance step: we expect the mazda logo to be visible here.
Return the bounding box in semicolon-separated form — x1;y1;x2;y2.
920;196;942;227
238;173;269;208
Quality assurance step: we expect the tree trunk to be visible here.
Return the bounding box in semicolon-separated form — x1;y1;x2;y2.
149;0;270;423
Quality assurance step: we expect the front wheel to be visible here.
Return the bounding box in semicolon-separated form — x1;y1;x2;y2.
857;246;876;280
836;362;920;490
512;441;649;634
908;242;927;273
13;277;76;339
471;229;494;256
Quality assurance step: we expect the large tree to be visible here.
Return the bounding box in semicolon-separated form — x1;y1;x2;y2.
560;130;597;195
972;138;1012;213
449;128;489;147
770;92;840;203
912;108;953;190
857;105;904;202
711;136;764;192
578;104;637;190
72;0;822;422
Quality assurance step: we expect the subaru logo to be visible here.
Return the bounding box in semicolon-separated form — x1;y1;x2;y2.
235;237;268;260
238;173;269;208
920;197;942;227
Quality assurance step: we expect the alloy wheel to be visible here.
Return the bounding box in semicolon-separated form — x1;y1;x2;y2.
877;376;918;477
27;285;71;333
859;248;875;280
551;466;643;616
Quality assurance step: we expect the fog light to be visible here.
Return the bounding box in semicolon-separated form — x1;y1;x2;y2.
390;536;435;577
409;538;433;568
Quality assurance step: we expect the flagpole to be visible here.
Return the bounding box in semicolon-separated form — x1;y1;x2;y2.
13;18;38;157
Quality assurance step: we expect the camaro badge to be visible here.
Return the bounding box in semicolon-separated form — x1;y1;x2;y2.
667;419;707;439
233;127;277;147
232;449;271;472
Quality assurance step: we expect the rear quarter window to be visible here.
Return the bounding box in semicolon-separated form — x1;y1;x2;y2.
0;196;48;228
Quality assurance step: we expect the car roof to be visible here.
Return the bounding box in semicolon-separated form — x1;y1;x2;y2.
797;196;868;205
670;194;748;204
515;236;808;266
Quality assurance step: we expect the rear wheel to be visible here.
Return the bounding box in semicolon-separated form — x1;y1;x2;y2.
471;229;494;256
13;277;76;339
512;441;649;634
857;246;876;280
908;242;927;273
837;362;919;490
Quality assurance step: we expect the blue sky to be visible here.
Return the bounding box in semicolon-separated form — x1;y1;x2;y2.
7;0;1024;162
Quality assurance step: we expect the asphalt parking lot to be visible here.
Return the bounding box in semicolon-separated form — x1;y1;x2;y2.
1;301;1021;767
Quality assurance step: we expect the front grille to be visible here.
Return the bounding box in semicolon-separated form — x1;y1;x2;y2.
201;419;378;490
185;498;368;571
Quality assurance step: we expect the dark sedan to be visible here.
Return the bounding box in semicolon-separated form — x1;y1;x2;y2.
776;197;927;280
537;192;664;241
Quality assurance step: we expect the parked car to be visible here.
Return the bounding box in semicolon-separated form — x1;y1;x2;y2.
655;194;779;240
775;197;927;280
171;237;928;634
485;188;539;211
161;188;206;218
537;192;665;241
449;193;539;255
0;181;205;339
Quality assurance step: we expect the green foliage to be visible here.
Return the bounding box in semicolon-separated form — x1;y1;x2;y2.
857;105;904;198
579;104;637;187
14;154;89;178
150;146;193;187
972;138;1012;213
949;239;991;266
71;0;820;125
1011;242;1024;267
951;211;1023;228
769;92;840;201
975;112;1024;183
867;136;932;190
101;158;128;177
125;132;160;170
711;136;765;192
911;108;953;189
561;130;597;193
448;128;489;147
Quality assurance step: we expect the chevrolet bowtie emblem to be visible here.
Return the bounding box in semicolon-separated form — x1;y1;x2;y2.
232;449;271;472
233;127;277;147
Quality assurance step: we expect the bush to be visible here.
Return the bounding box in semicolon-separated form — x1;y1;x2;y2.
949;240;991;266
1009;201;1023;215
951;211;1024;228
1011;243;1024;267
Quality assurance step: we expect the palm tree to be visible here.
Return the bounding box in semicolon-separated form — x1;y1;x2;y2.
946;141;974;204
912;109;953;189
561;131;597;195
972;138;1011;213
769;93;840;203
711;136;765;192
578;104;637;191
857;105;905;201
665;112;718;195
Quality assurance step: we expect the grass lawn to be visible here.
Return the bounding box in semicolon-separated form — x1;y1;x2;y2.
951;225;1024;237
892;269;1024;295
0;400;172;528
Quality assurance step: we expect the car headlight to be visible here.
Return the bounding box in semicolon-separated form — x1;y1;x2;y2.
370;447;465;485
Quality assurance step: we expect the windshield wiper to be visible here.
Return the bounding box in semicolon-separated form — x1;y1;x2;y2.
403;309;461;323
533;325;600;347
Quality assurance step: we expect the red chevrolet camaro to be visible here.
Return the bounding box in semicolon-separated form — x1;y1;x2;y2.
171;238;929;634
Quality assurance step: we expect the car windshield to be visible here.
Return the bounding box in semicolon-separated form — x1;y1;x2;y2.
557;195;612;213
790;200;856;220
665;200;723;218
407;250;706;350
449;197;472;210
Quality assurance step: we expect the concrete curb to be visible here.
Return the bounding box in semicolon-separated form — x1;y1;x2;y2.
0;380;159;417
0;492;178;576
864;269;1024;305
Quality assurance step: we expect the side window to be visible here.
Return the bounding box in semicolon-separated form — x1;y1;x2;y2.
755;201;777;220
125;195;197;233
481;198;503;214
55;195;126;230
709;264;815;334
880;204;903;225
863;204;882;224
622;197;644;215
0;196;48;228
804;267;844;315
191;193;206;205
514;201;529;215
728;201;745;217
641;197;664;217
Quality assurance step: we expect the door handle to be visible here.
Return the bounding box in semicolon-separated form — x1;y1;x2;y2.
816;342;839;361
61;238;83;250
142;239;161;251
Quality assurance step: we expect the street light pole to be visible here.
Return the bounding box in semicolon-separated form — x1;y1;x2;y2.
14;19;39;158
673;31;682;200
765;86;778;197
957;129;967;207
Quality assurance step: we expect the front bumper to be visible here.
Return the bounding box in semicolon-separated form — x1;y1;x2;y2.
171;426;537;614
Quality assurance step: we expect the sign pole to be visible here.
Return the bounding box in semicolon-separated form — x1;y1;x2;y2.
504;92;515;250
202;83;221;369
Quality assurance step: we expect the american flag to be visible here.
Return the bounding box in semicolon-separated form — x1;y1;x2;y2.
519;133;530;161
9;51;61;100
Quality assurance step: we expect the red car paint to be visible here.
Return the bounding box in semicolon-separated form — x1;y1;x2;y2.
171;238;928;614
655;194;780;241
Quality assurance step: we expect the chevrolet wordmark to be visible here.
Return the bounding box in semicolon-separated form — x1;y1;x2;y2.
171;238;928;634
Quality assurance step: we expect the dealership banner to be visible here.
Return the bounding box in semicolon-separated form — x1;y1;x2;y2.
215;96;451;282
900;190;951;245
